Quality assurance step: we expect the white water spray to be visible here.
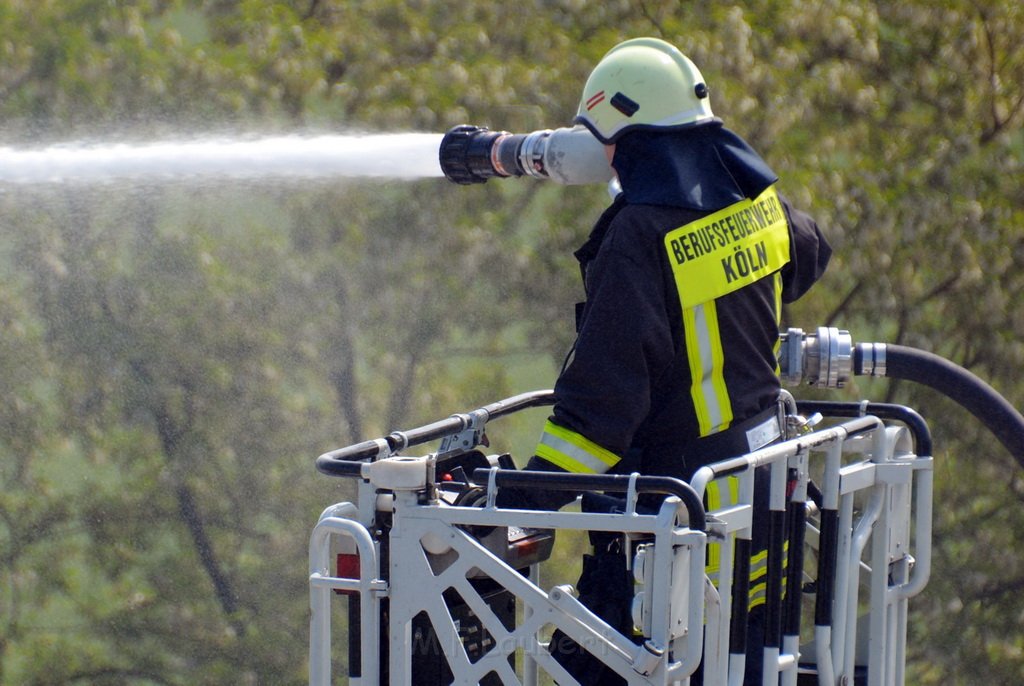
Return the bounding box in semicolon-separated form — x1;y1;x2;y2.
0;133;444;184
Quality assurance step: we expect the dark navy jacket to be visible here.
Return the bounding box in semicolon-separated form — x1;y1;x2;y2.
544;192;831;479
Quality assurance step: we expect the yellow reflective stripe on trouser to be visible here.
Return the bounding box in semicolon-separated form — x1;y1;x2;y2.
684;299;733;436
705;477;741;584
704;476;789;611
535;420;620;474
748;542;789;610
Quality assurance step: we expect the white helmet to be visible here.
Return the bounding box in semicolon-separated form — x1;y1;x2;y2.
575;37;715;144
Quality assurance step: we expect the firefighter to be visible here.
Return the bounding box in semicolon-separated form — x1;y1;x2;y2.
497;37;832;684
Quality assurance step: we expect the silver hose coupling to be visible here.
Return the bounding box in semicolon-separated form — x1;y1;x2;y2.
779;327;853;388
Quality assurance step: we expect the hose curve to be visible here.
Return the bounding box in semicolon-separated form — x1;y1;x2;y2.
859;343;1024;464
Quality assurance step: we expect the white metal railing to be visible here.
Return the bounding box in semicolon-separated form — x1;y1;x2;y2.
309;396;933;686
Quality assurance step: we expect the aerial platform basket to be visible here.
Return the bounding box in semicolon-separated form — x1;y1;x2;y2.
309;384;933;686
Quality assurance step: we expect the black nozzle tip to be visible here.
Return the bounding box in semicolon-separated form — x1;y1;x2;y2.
439;124;502;185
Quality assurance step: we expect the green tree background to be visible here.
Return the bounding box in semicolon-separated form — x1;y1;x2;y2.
0;1;1022;683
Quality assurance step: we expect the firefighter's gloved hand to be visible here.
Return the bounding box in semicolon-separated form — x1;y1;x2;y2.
494;456;579;511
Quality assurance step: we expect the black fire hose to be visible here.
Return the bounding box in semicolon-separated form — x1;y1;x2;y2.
857;342;1024;464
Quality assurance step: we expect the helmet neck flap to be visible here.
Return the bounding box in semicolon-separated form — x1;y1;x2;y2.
611;123;778;212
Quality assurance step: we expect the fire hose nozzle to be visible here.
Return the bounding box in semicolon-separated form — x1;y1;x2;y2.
439;124;614;186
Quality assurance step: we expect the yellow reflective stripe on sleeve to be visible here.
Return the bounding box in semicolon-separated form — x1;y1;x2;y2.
535;420;620;474
664;185;792;309
684;300;733;437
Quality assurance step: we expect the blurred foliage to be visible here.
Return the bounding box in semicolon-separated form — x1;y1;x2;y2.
0;0;1022;683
